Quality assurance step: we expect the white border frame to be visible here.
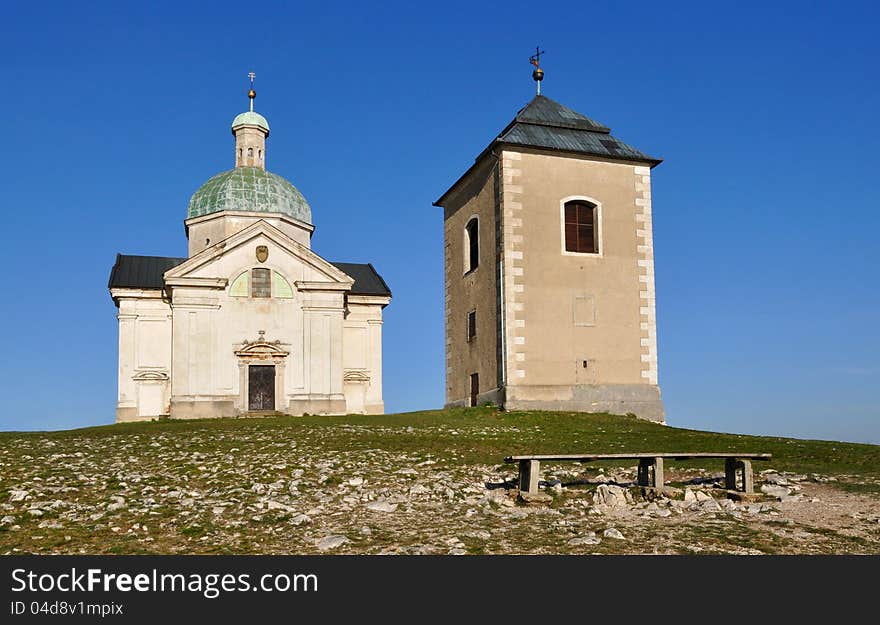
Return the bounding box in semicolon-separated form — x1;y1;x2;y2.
560;195;603;257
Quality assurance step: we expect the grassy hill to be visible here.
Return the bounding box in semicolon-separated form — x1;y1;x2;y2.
1;408;878;555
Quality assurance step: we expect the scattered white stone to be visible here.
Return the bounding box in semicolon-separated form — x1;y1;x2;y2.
366;500;398;513
593;485;629;507
316;535;348;551
761;485;791;499
700;499;722;512
567;532;601;546
266;500;291;512
290;514;311;526
348;477;364;487
603;527;625;540
764;473;789;486
9;490;28;502
212;506;226;516
684;489;697;503
360;526;372;536
694;491;712;502
1;515;15;525
27;509;44;517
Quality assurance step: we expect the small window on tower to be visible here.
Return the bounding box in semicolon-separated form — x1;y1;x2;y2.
466;310;477;342
251;268;271;298
247;147;254;158
563;201;598;254
464;217;479;274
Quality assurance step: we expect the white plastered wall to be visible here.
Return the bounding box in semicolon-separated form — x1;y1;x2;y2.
113;290;173;420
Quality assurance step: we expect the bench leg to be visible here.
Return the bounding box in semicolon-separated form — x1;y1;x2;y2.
637;458;664;487
740;459;754;494
725;458;738;491
653;457;665;488
725;458;755;493
637;459;651;486
518;459;540;494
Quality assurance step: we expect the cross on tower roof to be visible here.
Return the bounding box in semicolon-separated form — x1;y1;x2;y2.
529;47;546;94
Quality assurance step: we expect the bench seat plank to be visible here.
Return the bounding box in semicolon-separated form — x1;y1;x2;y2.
505;453;771;462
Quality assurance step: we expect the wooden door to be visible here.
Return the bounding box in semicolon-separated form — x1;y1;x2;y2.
248;365;275;411
469;373;479;407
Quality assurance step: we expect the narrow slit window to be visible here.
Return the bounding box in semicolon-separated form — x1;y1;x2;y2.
464;217;479;273
564;201;597;253
466;310;477;342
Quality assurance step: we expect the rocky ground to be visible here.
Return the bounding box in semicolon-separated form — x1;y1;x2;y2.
2;419;879;555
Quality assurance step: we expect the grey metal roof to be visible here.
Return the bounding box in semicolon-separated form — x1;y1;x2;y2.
108;254;186;290
514;95;611;133
499;122;654;163
330;262;392;297
497;95;660;165
434;95;661;206
108;254;391;298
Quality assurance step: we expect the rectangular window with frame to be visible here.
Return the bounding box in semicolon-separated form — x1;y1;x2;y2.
564;201;597;254
466;310;477;342
251;268;271;298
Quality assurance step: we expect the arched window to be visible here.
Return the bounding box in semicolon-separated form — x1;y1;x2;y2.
464;217;479;274
247;147;254;158
563;200;598;254
232;269;294;299
230;271;249;297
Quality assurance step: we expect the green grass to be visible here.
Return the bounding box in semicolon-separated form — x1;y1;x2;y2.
3;406;877;479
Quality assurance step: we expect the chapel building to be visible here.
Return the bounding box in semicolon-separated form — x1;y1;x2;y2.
434;70;664;421
109;88;391;421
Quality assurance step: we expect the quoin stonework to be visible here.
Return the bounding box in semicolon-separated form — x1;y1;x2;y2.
434;92;664;421
108;86;391;421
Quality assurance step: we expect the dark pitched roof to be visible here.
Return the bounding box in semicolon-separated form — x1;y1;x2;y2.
108;254;186;290
499;95;659;164
434;95;661;206
330;262;392;297
108;254;391;298
514;95;611;133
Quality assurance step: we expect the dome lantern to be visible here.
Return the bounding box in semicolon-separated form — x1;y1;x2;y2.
232;72;269;169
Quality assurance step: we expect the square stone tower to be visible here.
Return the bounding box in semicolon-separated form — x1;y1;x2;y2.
434;94;664;421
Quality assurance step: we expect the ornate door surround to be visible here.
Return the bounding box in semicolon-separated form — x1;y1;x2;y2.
235;331;289;413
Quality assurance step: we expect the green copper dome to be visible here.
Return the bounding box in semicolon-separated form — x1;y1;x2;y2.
187;167;312;223
231;111;270;134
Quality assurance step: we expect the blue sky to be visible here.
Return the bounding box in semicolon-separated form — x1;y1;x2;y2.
0;1;877;443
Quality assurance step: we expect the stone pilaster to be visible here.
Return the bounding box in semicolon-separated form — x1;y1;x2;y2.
634;165;659;386
500;150;526;383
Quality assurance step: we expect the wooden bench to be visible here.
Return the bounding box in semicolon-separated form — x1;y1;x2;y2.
504;453;772;496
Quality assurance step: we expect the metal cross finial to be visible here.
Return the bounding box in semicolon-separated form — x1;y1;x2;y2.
529;47;545;69
247;72;256;111
529;47;546;95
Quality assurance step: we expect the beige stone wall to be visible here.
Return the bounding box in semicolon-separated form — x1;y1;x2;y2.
442;158;500;405
439;146;663;420
504;149;654;387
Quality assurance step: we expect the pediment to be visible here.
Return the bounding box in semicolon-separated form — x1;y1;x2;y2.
164;220;353;288
132;370;170;382
235;332;290;360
